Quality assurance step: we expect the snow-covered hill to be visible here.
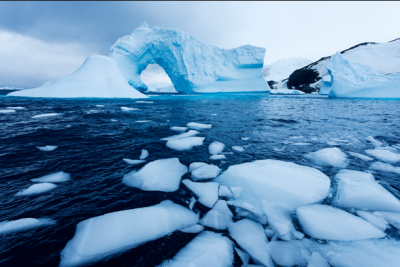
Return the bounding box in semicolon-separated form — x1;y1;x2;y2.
263;57;312;82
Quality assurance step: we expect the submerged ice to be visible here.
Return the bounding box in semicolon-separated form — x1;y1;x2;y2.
0;218;56;235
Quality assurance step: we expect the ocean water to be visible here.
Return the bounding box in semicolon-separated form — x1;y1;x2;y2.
1;93;400;266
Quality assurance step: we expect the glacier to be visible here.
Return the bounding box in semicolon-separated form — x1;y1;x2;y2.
109;22;268;94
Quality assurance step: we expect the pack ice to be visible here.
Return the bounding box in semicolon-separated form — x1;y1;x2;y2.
365;148;400;163
214;159;330;209
59;200;198;267
182;180;219;208
8;56;147;99
0;218;56;235
31;171;71;183
166;137;205;151
109;22;268;93
123;158;187;192
199;200;233;230
304;147;349;168
191;164;221;180
16;183;57;196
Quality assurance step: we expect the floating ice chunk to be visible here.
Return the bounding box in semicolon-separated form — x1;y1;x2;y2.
209;141;225;155
214;159;330;209
241;137;250;141
135;101;153;103
170;126;188;132
365;149;400;163
0;218;56;235
60;200;199;267
378;211;400;230
235;248;250;265
292;143;312;146
95;105;104;107
140;149;149;160
304;147;349;168
297;204;386;241
369;162;400;174
162;130;199;141
182;180;219;208
230;187;243;198
377;146;398;153
31;171;71;183
209;154;226;160
187;122;212;130
87;110;100;114
347;151;373;161
0;109;16;113
191;164;221;180
200;200;233;230
356;211;389;231
16;183;57;196
111;119;117;122
227;219;274;267
136;120;151;123
219;185;233;198
308;252;329;267
166;137;205;151
123;158;187;192
267;240;311;267
189;162;207;172
120;107;138;111
227;200;267;225
180;224;204;233
333;169;400;212
6;106;25;110
232;146;245;152
32;113;60;118
366;136;383;147
160;231;233;267
264;227;275;238
36;145;58;151
189;197;196;210
123;158;146;165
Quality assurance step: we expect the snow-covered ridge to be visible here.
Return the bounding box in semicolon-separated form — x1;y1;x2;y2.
109;22;269;94
263;57;312;82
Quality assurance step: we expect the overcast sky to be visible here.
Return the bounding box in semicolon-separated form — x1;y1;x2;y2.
1;1;399;88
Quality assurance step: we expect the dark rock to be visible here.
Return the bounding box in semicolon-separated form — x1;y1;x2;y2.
287;68;319;90
267;80;277;89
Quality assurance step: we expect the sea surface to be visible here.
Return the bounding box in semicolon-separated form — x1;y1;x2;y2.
1;93;400;266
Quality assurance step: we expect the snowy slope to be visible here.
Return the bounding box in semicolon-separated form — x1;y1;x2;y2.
263;57;312;82
8;56;147;99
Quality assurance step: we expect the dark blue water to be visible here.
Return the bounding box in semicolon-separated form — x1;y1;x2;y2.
1;94;400;266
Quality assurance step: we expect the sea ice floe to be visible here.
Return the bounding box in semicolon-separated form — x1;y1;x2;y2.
135;101;153;103
297;204;386;241
304;147;349;168
365;149;400;163
59;200;199;267
232;146;245;152
209;141;225;155
235;248;250;265
123;158;187;192
166;137;205;151
189;197;196;210
378;211;400;230
162;130;199;141
209;154;226;160
182;180;219;208
214;159;330;209
139;149;149;160
0;109;16;113
366;136;383;147
159;231;233;267
227;219;274;267
333;169;400;212
241;137;250;141
369;161;400;174
16;183;57;196
0;218;56;235
111;119;117;122
187;122;212;130
191;164;221;180
356;211;389;231
267;240;311;267
308;251;330;267
95;105;104;107
6;106;25;110
199;200;233;230
219;185;234;198
32;113;60;118
170;126;188;132
347;151;373;161
31;171;71;183
123;158;146;165
120;107;138;111
189;162;207;172
179;224;204;233
36;145;58;151
228;200;266;225
136;120;151;123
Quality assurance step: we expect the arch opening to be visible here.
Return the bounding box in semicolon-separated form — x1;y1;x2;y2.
139;63;177;93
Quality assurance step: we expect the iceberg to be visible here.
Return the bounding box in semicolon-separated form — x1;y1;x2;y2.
123;158;187;192
214;159;330;209
109;23;268;94
199;200;233;230
166;137;205;151
0;218;56;235
296;204;386;241
369;161;400;174
36;145;58;151
208;141;225;155
8;56;147;99
187;122;212;130
159;231;233;267
15;183;57;196
145;83;178;94
365;149;400;163
304;147;349;168
191;164;221;180
333;169;400;212
325;52;400;98
59;200;199;267
31;171;71;183
182;179;219;208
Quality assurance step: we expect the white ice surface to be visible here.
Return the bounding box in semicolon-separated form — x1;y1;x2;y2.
263;57;312;81
308;252;330;267
166;137;205;151
159;231;233;267
378;211;400;230
15;183;57;196
170;126;187;132
232;146;245;152
162;130;199;141
347;151;373;161
267;240;310;267
36;145;58;151
227;219;274;267
123;158;146;165
366;136;383;147
199;200;233;230
189;162;207;172
0;109;16;113
187;122;212;130
182;180;219;208
356;211;389;231
209;141;225;155
241;137;250;141
191;164;221;181
235;248;250;265
219;185;233;198
333;169;400;212
32;113;60;118
297;204;386;241
189;197;196;210
179;224;204;233
59;200;199;267
365;149;400;163
209;155;226;160
123;158;187;192
304;147;349;168
6;106;25;110
369;161;400;174
140;149;149;160
0;218;56;235
121;107;138;111
214;159;330;209
31;171;71;183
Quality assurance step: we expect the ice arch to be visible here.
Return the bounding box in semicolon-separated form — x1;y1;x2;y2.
109;22;268;94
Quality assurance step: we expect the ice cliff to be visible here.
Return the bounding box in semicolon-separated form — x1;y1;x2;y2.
109;22;268;94
8;56;147;99
324;52;400;98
